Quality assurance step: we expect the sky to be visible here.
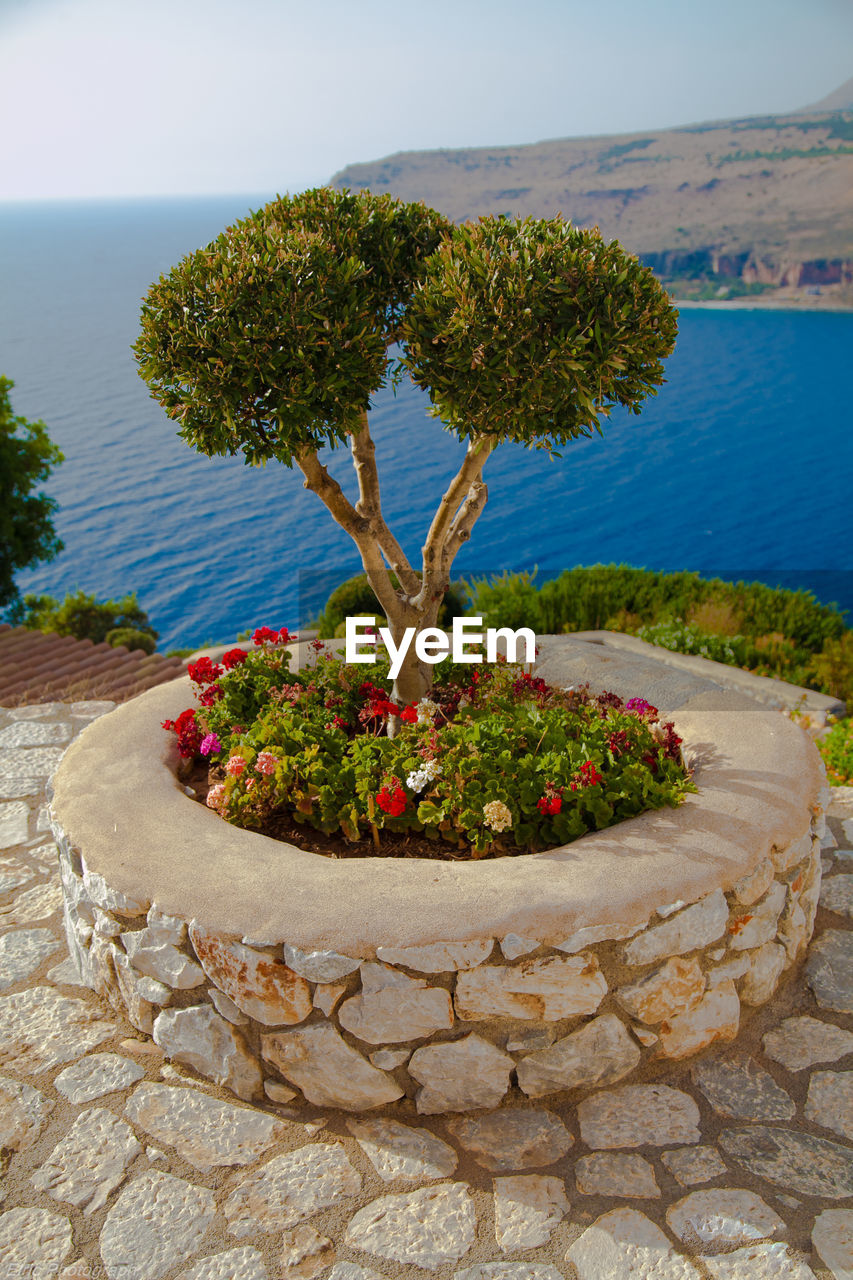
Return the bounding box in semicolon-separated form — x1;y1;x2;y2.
1;0;852;201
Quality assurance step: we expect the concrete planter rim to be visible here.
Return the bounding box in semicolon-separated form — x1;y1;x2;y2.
50;675;823;956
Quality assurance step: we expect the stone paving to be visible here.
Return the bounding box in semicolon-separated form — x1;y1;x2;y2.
1;700;852;1280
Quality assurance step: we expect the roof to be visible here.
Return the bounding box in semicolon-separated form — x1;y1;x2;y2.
0;624;186;706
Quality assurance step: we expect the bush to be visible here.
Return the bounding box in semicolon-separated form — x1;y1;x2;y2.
817;717;853;786
12;589;158;646
105;628;157;655
319;573;468;638
164;632;694;858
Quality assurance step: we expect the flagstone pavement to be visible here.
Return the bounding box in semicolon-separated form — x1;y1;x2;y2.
0;700;851;1280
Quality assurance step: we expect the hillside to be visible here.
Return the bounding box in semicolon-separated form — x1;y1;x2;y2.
331;100;853;306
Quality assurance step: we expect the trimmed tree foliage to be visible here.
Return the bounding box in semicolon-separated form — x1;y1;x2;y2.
134;188;677;704
0;378;64;612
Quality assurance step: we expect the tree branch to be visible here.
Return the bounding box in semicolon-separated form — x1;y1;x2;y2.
421;434;496;575
349;411;420;597
295;446;398;618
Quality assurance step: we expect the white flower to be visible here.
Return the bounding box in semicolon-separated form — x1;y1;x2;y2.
423;757;442;780
407;768;430;791
483;800;512;832
416;697;439;723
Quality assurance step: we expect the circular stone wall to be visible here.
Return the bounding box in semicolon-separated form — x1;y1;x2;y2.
49;676;828;1112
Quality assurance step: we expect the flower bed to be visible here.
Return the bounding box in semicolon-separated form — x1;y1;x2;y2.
165;630;694;859
49;661;828;1113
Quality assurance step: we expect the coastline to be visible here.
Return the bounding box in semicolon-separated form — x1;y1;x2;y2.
672;297;853;314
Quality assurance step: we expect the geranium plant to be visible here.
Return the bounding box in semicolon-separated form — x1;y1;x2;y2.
134;188;677;708
164;629;694;858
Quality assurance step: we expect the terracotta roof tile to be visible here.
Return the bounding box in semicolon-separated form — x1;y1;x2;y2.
0;624;186;706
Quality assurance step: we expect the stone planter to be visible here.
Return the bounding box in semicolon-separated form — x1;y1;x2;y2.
50;675;827;1113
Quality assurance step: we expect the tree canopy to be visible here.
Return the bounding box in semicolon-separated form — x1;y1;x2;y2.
0;378;64;613
134;187;677;703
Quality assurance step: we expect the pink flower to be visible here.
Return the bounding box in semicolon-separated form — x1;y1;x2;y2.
255;751;277;776
225;755;247;776
206;784;225;810
199;733;221;755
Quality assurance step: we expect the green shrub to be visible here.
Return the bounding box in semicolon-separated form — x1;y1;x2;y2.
319;573;467;638
817;717;853;786
12;589;158;646
105;627;157;655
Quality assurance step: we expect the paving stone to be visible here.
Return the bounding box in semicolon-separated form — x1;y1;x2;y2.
455;952;607;1021
0;986;115;1072
576;1152;660;1198
0;800;31;845
700;1242;817;1279
0;722;71;747
338;977;454;1043
805;1071;853;1140
516;1014;641;1099
691;1057;795;1120
59;1261;94;1280
456;1267;563;1280
346;1117;458;1181
0;1206;73;1280
623;890;728;966
616;957;705;1024
446;1108;573;1172
345;1182;476;1271
409;1033;514;1113
493;1174;568;1252
0;1073;54;1152
153;1004;262;1101
279;1224;335;1279
0;777;41;799
326;1266;385;1280
190;926;311;1021
0;927;59;990
224;1142;361;1236
176;1248;268;1280
121;930;205;990
812;1208;853;1280
820;875;853;917
124;1082;283;1171
31;1105;141;1214
719;1125;853;1199
375;938;494;972
99;1169;216;1280
807;931;853;1014
0;879;63;924
566;1206;702;1279
763;1015;853;1072
739;941;787;1006
578;1085;701;1149
54;1053;144;1103
0;859;34;893
666;1188;784;1247
659;980;740;1059
661;1145;728;1186
262;1023;403;1110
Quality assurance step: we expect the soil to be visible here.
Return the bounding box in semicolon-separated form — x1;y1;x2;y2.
181;757;521;861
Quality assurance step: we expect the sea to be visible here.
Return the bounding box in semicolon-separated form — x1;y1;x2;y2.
1;194;851;651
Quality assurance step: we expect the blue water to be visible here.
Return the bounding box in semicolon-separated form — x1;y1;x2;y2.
1;196;851;649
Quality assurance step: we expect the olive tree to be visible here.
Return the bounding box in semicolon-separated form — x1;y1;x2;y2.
134;187;677;705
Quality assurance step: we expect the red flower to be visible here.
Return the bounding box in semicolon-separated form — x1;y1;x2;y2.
400;705;417;723
536;794;562;815
163;707;203;757
377;780;407;817
187;656;223;686
221;648;248;670
572;760;602;789
199;683;223;707
252;626;279;646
